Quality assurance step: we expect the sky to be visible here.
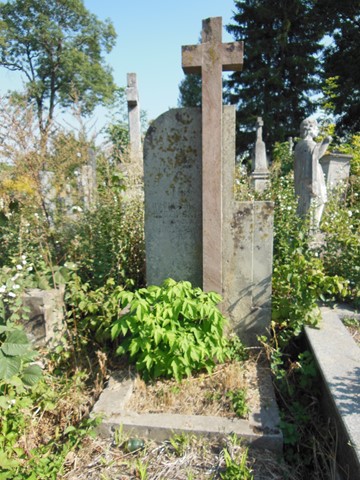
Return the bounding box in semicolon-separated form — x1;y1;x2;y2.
0;0;237;130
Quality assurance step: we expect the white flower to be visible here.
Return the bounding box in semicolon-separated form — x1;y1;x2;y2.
16;264;23;270
348;211;353;217
21;255;26;260
13;284;20;290
72;206;83;213
8;292;16;298
27;266;33;272
0;285;6;293
11;274;19;281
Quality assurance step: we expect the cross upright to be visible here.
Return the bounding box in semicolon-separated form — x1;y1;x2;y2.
182;17;243;294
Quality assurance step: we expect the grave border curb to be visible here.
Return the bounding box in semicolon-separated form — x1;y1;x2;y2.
305;306;360;480
92;366;283;453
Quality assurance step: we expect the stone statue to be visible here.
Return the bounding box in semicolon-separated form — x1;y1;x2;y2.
294;118;331;230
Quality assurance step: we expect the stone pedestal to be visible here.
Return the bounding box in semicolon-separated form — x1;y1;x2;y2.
21;287;65;346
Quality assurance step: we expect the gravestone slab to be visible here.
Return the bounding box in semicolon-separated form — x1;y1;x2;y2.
320;152;351;190
144;108;202;287
144;106;273;344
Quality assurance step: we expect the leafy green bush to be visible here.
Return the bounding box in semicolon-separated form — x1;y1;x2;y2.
270;171;349;346
111;279;231;381
0;323;42;387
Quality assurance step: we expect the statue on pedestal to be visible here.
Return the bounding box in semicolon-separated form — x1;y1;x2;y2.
294;118;331;230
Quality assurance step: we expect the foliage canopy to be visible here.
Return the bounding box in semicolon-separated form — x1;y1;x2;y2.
0;0;117;137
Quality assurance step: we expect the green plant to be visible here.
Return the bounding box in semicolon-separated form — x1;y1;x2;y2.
342;316;359;328
226;388;249;418
0;323;42;387
220;447;254;480
135;459;148;480
169;432;194;457
270;171;349;346
111;279;231;381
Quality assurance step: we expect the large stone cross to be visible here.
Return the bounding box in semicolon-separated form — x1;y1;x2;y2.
182;17;243;293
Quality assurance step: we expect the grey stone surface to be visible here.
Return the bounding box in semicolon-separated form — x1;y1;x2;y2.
222;107;274;344
144;108;202;287
251;117;270;193
320;152;352;190
305;307;360;480
144;106;273;344
126;72;142;162
182;17;243;294
92;369;282;452
21;287;65;346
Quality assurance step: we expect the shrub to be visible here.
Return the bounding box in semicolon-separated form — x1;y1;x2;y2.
111;279;231;381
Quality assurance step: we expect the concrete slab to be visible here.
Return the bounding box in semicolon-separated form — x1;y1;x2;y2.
305;307;360;480
92;365;282;453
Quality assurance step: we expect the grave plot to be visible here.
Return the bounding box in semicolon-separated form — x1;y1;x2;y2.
93;16;280;453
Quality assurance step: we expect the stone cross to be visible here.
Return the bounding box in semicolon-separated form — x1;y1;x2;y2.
126;73;142;161
182;17;243;293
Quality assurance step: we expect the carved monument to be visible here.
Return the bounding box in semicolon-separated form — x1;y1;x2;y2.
144;18;274;344
294;117;331;230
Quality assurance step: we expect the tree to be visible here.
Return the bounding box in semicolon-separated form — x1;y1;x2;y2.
225;0;325;155
321;3;360;136
178;74;201;108
0;0;117;140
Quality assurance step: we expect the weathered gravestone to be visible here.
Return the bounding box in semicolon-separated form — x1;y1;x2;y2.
251;117;270;192
144;17;274;345
320;152;352;190
126;73;142;162
21;287;65;346
78;148;97;210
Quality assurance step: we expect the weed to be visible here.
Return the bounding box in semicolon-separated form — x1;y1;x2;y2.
169;432;194;457
226;388;249;418
220;447;254;479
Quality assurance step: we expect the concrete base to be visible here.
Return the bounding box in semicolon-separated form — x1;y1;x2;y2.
305;306;360;480
21;287;65;346
92;367;283;453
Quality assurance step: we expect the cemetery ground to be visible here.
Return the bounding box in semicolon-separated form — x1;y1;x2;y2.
0;102;359;478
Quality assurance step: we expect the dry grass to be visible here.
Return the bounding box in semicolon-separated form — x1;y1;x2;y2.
61;432;299;480
125;350;275;419
60;349;300;479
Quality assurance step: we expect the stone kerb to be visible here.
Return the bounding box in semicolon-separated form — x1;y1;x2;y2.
305;307;360;480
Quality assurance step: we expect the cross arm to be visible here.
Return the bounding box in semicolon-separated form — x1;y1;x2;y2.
182;44;203;74
221;42;244;71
